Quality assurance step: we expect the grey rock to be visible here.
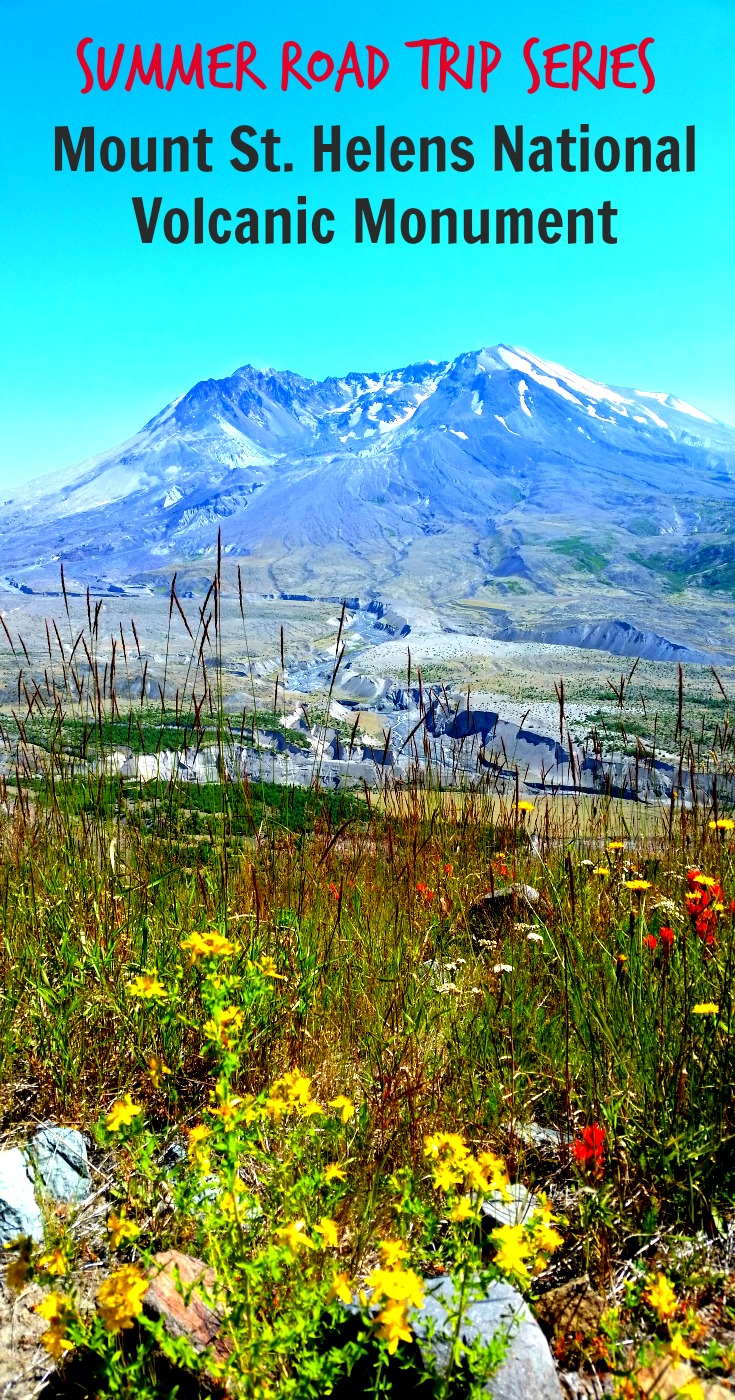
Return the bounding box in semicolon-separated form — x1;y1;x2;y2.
29;1123;91;1203
482;1182;538;1227
521;1123;563;1151
468;884;540;939
0;1148;44;1244
414;1275;563;1399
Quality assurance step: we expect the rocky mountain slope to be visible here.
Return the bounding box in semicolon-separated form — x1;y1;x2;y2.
2;345;734;654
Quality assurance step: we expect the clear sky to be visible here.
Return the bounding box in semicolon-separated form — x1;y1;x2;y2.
0;0;733;490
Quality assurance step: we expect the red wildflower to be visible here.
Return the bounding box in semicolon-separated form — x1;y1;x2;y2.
416;882;435;902
695;907;717;940
659;926;674;951
445;863;453;876
573;1123;605;1173
643;934;658;950
328;883;340;900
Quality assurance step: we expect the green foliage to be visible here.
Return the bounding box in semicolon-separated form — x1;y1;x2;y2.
549;537;609;575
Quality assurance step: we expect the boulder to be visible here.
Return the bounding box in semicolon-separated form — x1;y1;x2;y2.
414;1275;563;1399
0;1148;44;1245
482;1182;538;1228
28;1124;91;1204
467;885;540;941
145;1250;230;1368
534;1276;606;1342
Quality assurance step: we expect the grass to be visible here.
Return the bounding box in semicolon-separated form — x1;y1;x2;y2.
1;581;735;1395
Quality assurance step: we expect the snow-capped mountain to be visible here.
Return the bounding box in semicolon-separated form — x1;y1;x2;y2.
2;345;735;611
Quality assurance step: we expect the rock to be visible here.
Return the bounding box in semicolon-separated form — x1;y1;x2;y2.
414;1275;563;1399
332;674;393;706
29;1124;91;1204
0;1148;44;1245
534;1276;606;1341
633;1354;732;1398
482;1182;538;1228
468;885;540;940
521;1124;563;1152
145;1250;231;1368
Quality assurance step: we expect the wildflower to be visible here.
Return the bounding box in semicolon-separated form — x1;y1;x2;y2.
275;1219;316;1257
105;1094;143;1133
5;1239;33;1291
695;907;717;941
416;881;435;901
691;873;718;887
378;1240;409;1268
127;973;168;1001
187;1124;211;1166
314;1218;339;1249
180;929;235;963
527;932;544;943
624;879;652;891
593;867;610;877
644;1272;678;1320
374;1298;414;1353
643;934;658;950
669;1330;697;1363
147;1054;172;1089
573;1123;605;1173
608;841;625;850
449;1197;476;1222
97;1264;149;1332
366;1265;425;1310
692;1003;719;1016
328;883;340;899
516;800;534;812
445;863;453;875
659;926;675;951
255;955;286;980
36;1292;75;1360
107;1211;139;1249
37;1248;68;1277
676;1385;705;1400
492;1223;531;1284
493;964;514;974
327;1272;352;1305
474;1151;511;1196
203;1005;244;1049
324;1164;347;1183
424;1132;469;1164
329;1095;355;1124
709;818;735;830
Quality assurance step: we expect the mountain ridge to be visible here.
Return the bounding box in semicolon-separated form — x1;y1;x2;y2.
2;345;735;657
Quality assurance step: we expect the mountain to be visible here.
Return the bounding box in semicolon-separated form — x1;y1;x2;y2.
2;345;735;651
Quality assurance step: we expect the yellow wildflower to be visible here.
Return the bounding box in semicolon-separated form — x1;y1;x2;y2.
107;1211;139;1249
187;1124;211;1167
275;1219;316;1257
516;800;535;812
327;1272;352;1305
180;929;235;963
624;879;651;891
692;874;717;887
709;818;735;830
608;841;625;850
432;1161;465;1192
366;1265;425;1310
492;1224;531;1285
449;1196;476;1222
255;955;286;980
36;1292;75;1360
669;1330;697;1364
424;1132;469;1164
644;1272;678;1320
475;1151;511;1196
378;1240;409;1268
204;1005;244;1049
692;1003;719;1016
329;1095;355;1123
105;1094;143;1133
676;1384;705;1400
324;1164;347;1183
127;973;168;1001
593;867;610;877
97;1264;149;1332
314;1218;340;1249
5;1241;32;1291
374;1298;414;1353
147;1054;172;1089
38;1248;68;1277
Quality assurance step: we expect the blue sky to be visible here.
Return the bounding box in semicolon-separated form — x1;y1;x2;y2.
0;0;733;489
